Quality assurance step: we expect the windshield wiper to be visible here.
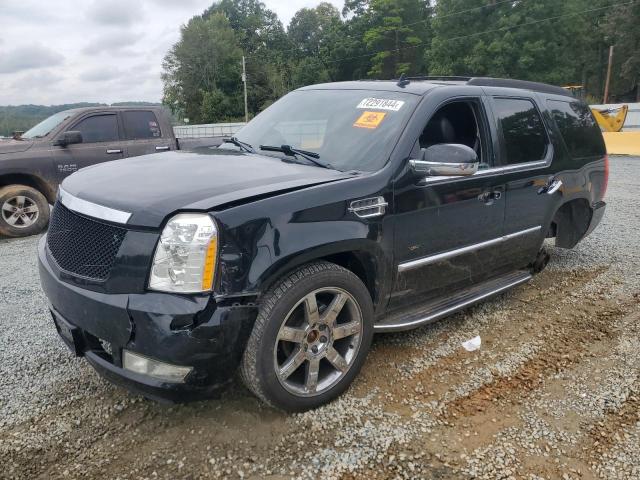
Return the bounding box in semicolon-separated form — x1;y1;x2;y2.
222;136;255;153
259;144;334;170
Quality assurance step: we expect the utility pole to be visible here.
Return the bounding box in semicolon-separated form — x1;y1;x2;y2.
603;45;614;104
242;55;249;123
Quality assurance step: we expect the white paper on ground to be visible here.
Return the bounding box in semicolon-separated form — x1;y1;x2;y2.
461;335;481;352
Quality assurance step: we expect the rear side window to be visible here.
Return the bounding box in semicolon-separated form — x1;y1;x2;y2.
494;98;548;164
547;100;605;158
122;111;162;140
72;114;119;143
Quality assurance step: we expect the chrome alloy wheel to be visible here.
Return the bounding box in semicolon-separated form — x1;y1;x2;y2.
1;195;39;228
273;287;363;397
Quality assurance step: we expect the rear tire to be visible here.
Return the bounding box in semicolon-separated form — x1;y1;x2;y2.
240;261;374;411
0;185;50;238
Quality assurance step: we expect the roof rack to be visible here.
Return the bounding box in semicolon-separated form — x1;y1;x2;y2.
466;77;571;97
391;75;572;97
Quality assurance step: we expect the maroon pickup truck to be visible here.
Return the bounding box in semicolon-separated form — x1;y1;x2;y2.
0;106;220;237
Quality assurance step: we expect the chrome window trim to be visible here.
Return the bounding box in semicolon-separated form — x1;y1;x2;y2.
419;159;549;184
59;188;131;224
397;225;541;273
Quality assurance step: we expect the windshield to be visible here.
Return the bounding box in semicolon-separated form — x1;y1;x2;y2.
22;110;74;139
234;89;420;172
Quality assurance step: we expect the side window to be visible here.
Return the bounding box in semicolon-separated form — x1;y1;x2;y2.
547;100;606;158
122;111;162;140
494;98;548;164
72;114;119;143
416;100;490;168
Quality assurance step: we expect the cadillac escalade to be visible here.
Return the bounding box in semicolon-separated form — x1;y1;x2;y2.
38;77;607;411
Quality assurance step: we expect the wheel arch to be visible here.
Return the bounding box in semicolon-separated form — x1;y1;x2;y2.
0;173;56;204
549;197;593;249
253;241;389;311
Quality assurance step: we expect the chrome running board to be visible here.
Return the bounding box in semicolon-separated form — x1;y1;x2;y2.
374;270;532;332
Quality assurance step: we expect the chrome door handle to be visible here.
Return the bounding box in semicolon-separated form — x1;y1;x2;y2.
478;190;502;204
106;149;122;154
546;179;563;195
538;179;563;195
155;146;170;151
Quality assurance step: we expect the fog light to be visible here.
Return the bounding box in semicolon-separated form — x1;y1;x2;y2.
122;350;192;383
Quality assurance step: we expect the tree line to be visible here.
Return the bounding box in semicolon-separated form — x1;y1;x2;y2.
162;0;640;124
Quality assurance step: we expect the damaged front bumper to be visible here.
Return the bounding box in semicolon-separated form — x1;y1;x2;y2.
38;236;257;403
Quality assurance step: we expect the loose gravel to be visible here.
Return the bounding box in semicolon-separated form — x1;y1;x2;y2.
1;156;639;480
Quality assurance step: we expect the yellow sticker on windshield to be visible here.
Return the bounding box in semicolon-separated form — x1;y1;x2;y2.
353;111;386;129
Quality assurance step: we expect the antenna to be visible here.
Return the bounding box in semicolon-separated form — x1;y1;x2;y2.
396;73;410;87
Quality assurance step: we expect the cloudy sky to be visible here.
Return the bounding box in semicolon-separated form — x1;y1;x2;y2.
0;0;343;106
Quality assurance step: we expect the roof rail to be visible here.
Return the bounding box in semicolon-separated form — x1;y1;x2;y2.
390;75;572;97
467;77;572;97
400;75;473;82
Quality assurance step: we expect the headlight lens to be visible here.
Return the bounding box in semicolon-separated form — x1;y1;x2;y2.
148;213;218;293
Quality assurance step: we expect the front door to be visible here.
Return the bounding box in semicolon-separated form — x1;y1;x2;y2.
390;97;506;310
51;112;124;182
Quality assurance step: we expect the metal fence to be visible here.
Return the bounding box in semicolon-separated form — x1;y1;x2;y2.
173;122;246;138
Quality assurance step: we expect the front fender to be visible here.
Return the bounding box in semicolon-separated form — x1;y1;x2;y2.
212;175;394;309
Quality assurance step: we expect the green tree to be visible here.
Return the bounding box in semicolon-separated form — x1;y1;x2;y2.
205;0;290;112
602;1;640;101
162;13;243;123
344;0;431;78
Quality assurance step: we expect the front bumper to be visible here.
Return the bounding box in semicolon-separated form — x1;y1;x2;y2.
38;236;258;403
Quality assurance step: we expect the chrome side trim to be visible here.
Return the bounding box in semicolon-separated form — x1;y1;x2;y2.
59;188;131;224
398;225;542;273
374;273;532;331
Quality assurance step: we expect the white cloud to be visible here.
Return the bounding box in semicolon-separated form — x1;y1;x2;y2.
0;44;64;74
0;0;344;105
86;0;145;27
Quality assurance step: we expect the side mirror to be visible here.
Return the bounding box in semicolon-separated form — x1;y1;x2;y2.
54;131;83;147
410;143;478;177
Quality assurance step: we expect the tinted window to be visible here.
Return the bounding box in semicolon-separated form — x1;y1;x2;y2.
73;114;119;143
548;100;606;158
122;111;162;140
494;98;548;164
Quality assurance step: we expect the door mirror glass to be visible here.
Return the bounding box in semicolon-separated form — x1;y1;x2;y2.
55;131;83;147
410;143;479;177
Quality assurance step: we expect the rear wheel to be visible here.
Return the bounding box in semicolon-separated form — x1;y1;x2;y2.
0;185;50;237
240;262;374;411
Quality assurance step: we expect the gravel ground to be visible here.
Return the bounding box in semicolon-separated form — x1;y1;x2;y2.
1;156;639;480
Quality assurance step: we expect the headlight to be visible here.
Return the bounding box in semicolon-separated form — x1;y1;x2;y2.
148;213;218;293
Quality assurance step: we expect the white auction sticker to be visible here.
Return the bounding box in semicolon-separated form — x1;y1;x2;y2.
357;98;405;111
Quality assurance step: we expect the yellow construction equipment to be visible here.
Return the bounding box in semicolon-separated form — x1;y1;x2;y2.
591;105;629;132
563;85;639;155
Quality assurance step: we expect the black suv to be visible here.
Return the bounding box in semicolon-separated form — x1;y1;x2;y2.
38;77;607;411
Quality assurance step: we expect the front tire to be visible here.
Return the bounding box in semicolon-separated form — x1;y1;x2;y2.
240;261;374;411
0;185;50;237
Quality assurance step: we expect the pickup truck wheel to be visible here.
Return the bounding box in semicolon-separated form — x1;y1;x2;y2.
240;262;374;411
0;185;50;238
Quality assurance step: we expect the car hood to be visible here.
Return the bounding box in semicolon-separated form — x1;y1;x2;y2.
61;149;353;228
0;139;34;154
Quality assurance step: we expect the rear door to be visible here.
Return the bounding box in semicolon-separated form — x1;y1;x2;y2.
119;110;173;158
488;95;557;271
51;112;123;181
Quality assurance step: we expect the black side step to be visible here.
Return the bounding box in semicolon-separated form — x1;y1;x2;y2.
374;270;532;332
